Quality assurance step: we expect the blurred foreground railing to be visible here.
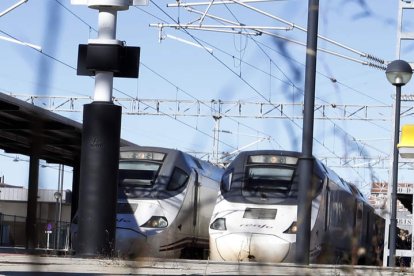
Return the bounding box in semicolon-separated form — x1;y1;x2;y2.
0;213;71;251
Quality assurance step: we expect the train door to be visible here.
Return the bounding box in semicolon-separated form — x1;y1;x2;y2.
169;168;194;234
189;170;212;258
175;170;205;258
192;171;219;241
191;170;200;238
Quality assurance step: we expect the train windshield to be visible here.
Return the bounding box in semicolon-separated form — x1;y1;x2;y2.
119;161;161;186
247;167;294;187
243;154;299;199
246;166;296;194
118;151;165;188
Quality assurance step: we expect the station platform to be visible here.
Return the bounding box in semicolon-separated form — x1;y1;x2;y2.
0;249;413;275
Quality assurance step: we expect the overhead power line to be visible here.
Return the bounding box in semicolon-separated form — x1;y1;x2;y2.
159;0;386;69
28;0;394;186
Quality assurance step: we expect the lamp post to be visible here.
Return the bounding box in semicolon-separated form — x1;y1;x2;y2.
54;191;62;250
385;59;412;267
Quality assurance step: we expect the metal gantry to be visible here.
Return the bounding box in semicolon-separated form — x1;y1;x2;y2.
9;92;414;171
7;93;399;120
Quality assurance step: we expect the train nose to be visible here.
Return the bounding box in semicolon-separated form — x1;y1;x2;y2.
213;233;293;263
115;229;146;258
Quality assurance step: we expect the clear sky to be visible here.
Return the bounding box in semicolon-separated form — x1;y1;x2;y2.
0;0;410;195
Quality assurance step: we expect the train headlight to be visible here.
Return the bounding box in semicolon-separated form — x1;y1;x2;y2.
283;221;297;234
210;218;227;230
141;216;168;228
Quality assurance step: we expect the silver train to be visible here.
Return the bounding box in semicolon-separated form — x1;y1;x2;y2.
115;146;224;259
73;146;224;259
209;150;385;265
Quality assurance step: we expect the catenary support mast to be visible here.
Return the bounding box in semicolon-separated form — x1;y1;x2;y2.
296;0;319;265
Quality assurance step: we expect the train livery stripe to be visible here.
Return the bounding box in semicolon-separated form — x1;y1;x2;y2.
159;237;209;252
116;227;146;237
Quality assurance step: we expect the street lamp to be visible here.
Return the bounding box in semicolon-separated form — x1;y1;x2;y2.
385;59;412;267
54;191;62;250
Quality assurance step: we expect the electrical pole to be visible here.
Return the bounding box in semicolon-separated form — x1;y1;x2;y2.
296;0;319;265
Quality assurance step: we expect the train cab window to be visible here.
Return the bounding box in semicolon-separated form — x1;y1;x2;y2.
167;167;189;191
221;170;233;192
245;166;295;194
119;161;161;186
244;154;298;197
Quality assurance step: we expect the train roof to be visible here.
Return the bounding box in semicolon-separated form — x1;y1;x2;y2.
233;150;302;158
120;145;181;154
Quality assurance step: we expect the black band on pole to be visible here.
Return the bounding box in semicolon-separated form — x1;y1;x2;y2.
77;44;140;78
76;101;121;257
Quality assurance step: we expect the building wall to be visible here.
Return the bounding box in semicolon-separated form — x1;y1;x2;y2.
0;186;72;249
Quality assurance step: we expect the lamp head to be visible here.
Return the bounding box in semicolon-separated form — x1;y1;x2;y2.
386;60;413;86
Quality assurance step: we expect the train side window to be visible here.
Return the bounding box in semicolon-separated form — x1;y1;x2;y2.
191;156;204;170
312;175;323;197
221;170;233;192
167;167;189;191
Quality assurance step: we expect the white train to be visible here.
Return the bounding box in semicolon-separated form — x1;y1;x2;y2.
73;146;223;259
209;150;384;265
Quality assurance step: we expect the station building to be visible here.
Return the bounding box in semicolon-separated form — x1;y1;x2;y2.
0;180;72;250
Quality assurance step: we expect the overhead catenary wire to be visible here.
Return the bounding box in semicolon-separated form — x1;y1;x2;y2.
161;4;386;69
62;1;390;143
225;0;385;65
148;1;382;186
146;2;390;107
56;2;286;156
0;0;28;18
55;0;98;33
0;0;239;155
167;0;281;7
49;0;284;153
12;0;392;183
142;2;388;174
161;1;394;185
139;62;284;150
170;9;391;140
245;32;391;156
166;21;391;136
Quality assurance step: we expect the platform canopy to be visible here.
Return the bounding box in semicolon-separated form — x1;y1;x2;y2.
0;92;135;166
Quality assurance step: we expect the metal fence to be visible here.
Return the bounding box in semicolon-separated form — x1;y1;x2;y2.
0;213;71;251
